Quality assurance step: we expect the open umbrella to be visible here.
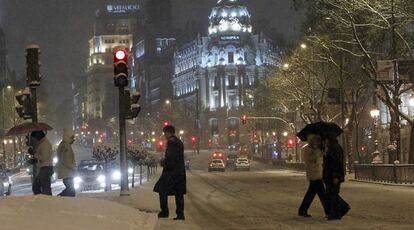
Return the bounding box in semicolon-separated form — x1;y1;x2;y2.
297;121;343;142
297;123;320;141
6;122;53;136
314;121;343;139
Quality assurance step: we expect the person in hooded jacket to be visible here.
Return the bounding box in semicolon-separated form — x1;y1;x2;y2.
31;130;54;195
154;125;186;220
57;128;77;197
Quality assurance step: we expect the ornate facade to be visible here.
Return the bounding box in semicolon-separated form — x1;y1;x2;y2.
172;0;281;146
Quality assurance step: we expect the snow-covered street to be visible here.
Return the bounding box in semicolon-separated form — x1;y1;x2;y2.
3;150;414;230
120;151;414;230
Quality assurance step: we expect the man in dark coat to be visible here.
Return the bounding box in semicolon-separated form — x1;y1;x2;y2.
154;125;186;220
323;136;350;220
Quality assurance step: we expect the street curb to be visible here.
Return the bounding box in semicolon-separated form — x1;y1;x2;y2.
349;179;414;187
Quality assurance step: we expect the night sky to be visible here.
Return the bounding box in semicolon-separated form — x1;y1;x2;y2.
0;0;304;110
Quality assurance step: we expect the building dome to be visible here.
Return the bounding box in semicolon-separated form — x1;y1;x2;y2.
208;0;252;35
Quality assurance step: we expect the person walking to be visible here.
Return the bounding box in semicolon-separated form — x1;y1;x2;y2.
57;128;77;197
323;135;350;220
154;125;186;220
298;134;329;217
31;130;54;195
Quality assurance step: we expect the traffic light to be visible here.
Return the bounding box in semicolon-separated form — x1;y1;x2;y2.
164;121;170;127
241;115;247;124
113;48;129;87
15;88;32;120
191;136;196;143
124;89;141;119
26;45;41;87
159;140;164;148
287;138;295;148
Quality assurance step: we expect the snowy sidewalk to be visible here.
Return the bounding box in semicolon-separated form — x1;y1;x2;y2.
0;195;158;230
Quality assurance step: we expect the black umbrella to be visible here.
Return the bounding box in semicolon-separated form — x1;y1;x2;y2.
297;123;320;141
317;122;343;139
297;121;343;141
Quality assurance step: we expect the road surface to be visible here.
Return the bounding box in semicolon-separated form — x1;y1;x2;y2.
155;150;414;229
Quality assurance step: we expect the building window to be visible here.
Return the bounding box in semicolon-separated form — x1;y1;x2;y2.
228;52;234;64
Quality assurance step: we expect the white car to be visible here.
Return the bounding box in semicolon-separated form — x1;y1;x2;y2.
235;158;250;171
0;165;12;196
208;159;226;172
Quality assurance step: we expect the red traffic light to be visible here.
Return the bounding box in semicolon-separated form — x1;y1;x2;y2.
114;49;127;61
164;121;170;127
287;138;295;147
159;141;164;147
191;136;196;143
241;115;247;124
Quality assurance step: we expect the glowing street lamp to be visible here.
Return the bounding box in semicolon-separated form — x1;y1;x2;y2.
165;100;171;105
283;131;288;137
283;63;290;70
300;43;307;49
409;94;414;107
179;130;184;135
370;108;380;118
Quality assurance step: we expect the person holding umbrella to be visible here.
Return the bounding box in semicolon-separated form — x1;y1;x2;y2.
31;130;54;195
297;132;329;217
322;132;350;220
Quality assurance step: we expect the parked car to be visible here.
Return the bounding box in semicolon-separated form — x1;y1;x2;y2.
0;164;12;196
235;157;250;171
208;159;226;172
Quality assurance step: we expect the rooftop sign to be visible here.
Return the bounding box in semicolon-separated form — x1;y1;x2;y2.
106;4;140;13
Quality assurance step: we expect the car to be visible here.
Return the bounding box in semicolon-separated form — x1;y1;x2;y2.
235;157;250;171
208;159;226;172
74;160;106;191
0;164;12;196
226;154;238;166
211;151;226;165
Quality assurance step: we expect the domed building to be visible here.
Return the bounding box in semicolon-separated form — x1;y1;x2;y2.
172;0;281;147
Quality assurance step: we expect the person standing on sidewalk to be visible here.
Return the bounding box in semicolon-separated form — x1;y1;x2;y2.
154;125;186;220
31;130;54;195
298;134;329;217
57;128;77;197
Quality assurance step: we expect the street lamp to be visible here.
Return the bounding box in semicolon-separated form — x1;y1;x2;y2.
283;63;290;70
409;94;414;107
283;131;288;137
300;43;307;49
165;100;171;105
370;107;381;163
179;130;184;135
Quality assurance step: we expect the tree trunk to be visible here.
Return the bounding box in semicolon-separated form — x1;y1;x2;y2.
409;124;414;164
389;109;400;163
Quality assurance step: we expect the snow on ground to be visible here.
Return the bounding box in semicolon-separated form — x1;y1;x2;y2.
0;195;158;230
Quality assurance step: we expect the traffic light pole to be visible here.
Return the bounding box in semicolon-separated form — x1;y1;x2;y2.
118;87;129;196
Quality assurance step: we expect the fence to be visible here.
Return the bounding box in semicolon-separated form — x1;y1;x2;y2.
354;164;414;184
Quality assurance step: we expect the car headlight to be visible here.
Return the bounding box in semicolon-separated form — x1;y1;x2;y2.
128;168;133;174
97;175;105;183
3;182;9;188
74;183;80;190
112;171;121;180
74;176;82;184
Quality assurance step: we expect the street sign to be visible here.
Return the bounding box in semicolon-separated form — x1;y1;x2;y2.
376;60;394;82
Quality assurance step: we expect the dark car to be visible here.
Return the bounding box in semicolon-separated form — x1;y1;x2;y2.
226;154;238;167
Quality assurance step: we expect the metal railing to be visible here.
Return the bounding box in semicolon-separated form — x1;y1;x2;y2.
354;164;414;184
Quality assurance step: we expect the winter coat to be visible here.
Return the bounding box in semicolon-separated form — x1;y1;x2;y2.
34;137;53;169
323;140;345;184
154;136;186;195
302;145;323;181
57;129;76;179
